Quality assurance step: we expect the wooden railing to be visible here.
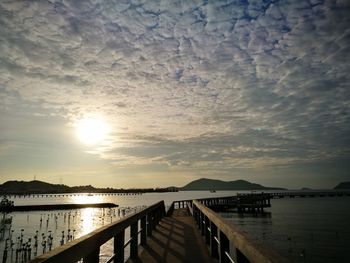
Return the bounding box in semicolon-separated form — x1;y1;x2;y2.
190;200;289;263
30;201;165;263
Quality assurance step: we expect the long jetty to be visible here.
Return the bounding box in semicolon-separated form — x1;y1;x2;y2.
30;195;289;263
268;190;350;198
3;190;349;199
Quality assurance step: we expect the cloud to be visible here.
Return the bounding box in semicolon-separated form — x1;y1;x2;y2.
0;0;349;186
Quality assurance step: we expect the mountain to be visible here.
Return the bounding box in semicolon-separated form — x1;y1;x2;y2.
334;181;350;190
0;180;70;194
181;178;285;191
0;180;177;194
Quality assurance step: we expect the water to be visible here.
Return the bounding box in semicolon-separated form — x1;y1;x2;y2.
1;191;349;263
221;197;350;263
0;191;233;262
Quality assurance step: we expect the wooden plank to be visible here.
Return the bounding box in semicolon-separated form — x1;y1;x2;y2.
130;209;215;263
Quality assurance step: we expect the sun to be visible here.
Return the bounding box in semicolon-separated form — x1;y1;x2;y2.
75;117;109;145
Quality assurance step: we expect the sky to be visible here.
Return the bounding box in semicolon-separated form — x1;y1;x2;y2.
0;0;349;189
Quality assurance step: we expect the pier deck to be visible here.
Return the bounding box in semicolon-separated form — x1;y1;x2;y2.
30;198;289;263
127;208;215;263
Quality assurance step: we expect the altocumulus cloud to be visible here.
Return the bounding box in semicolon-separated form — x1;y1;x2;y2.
0;0;349;186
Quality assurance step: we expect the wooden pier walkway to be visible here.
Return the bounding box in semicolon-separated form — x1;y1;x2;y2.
127;208;214;263
31;197;289;263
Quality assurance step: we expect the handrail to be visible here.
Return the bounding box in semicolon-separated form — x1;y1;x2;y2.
192;200;289;263
30;201;165;263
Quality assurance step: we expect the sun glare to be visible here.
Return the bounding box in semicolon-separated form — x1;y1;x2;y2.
75;117;109;145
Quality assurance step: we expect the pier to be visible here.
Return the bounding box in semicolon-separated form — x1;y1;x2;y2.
261;190;350;198
30;195;288;263
173;194;272;213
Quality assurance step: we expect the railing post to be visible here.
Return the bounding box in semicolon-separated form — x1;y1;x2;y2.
201;212;205;235
197;210;201;229
130;222;138;259
147;212;153;236
192;205;196;220
155;208;160;226
83;247;99;263
210;221;219;259
114;230;125;263
197;209;201;228
197;207;200;225
237;249;250;263
219;231;230;263
194;206;199;225
158;206;164;223
205;216;210;245
167;202;174;216
141;216;147;246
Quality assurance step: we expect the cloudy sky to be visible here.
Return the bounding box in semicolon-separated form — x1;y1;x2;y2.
0;0;349;189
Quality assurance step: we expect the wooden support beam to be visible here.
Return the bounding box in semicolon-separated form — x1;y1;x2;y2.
210;221;219;259
205;216;210;245
219;231;230;263
147;212;153;236
130;222;138;259
140;216;147;246
114;230;125;263
83;247;99;263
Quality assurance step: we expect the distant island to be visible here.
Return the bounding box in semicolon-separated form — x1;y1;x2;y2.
0;180;178;195
2;178;348;195
334;181;350;190
181;178;285;191
0;178;284;194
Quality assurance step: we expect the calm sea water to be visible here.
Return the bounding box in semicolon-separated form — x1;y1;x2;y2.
221;197;350;263
1;191;349;263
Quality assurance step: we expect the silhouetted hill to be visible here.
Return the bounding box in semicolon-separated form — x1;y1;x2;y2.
181;178;285;191
0;180;177;194
0;180;70;194
334;181;350;189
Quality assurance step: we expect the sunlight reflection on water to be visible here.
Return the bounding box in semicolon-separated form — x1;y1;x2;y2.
80;208;94;235
69;194;103;205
